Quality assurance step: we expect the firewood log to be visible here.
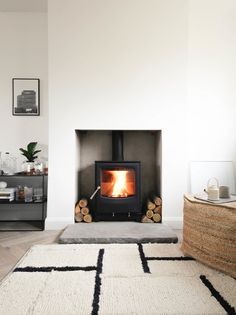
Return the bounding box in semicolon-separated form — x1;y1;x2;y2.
153;213;161;223
146;209;154;219
75;213;83;222
141;215;153;223
153;205;161;214
83;214;92;223
154;197;162;206
78;198;88;208
75;204;81;215
147;200;156;210
150;193;162;206
81;207;89;215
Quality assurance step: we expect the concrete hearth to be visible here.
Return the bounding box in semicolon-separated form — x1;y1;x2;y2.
59;222;178;244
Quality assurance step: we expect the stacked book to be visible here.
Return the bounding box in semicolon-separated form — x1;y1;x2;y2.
0;188;15;202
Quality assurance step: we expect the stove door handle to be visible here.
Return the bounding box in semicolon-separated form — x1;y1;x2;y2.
90;186;101;200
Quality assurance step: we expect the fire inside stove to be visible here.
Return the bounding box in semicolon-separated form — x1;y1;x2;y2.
101;169;135;198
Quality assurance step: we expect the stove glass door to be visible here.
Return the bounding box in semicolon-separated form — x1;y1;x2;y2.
100;168;135;198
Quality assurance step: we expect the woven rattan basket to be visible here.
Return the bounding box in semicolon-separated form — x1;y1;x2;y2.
181;195;236;278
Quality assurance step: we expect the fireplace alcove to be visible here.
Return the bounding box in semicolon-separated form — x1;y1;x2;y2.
76;130;162;221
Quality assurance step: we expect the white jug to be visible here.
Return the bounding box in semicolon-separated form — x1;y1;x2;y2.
205;177;219;201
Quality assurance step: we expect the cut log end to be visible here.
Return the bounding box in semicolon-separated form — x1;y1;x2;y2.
146;209;154;219
147;200;156;210
153;213;161;223
141;215;153;223
83;214;92;223
154;197;162;206
78;198;88;208
81;207;89;216
75;213;83;222
149;193;162;206
153;205;161;214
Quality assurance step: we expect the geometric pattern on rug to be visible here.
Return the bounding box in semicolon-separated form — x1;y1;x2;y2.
0;244;235;315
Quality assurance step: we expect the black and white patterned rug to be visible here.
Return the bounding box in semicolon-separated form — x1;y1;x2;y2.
0;244;235;315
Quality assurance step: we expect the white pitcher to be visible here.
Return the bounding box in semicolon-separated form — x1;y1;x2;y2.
205;177;219;201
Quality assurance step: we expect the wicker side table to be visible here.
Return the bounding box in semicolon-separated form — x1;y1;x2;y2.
181;194;236;278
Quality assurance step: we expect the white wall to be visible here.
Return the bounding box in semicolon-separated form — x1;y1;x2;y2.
0;12;48;168
47;0;188;228
47;0;236;229
187;0;236;166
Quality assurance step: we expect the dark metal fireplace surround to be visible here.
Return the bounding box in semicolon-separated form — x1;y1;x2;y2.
94;131;141;221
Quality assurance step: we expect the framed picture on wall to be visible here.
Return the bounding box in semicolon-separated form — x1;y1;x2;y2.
12;78;40;116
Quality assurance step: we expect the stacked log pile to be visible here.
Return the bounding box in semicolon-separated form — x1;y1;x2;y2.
141;194;162;223
75;198;92;223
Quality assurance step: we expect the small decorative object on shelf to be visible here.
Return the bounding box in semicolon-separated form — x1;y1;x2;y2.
17;185;25;201
33;187;43;202
34;160;44;175
24;186;33;202
0;181;7;189
1;152;17;175
21;161;35;175
19;142;41;175
0;187;15;202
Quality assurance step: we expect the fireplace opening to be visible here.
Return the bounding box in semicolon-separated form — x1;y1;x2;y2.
76;129;162;222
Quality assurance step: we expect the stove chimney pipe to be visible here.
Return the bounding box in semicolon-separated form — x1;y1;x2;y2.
112;131;124;161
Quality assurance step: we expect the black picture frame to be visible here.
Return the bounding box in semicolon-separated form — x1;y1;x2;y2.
12;78;40;116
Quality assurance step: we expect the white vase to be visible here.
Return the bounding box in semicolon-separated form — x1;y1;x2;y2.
22;162;35;175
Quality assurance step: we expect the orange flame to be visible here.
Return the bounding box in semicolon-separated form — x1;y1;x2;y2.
111;170;128;197
100;169;135;198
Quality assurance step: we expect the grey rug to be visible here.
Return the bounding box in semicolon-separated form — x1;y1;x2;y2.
0;244;235;315
59;222;178;244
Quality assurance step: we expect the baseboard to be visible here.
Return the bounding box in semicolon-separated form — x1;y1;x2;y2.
162;217;183;229
45;217;74;230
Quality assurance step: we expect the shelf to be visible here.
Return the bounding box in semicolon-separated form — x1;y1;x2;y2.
0;173;47;177
0;174;47;231
0;221;44;231
0;199;47;204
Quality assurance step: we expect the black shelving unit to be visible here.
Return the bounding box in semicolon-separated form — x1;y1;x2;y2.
0;174;47;231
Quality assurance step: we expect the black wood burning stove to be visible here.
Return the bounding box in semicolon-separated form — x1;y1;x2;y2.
93;131;141;221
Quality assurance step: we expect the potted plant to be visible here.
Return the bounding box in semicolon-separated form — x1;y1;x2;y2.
19;142;41;174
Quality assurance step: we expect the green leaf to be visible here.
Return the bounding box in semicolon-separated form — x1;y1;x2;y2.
33;150;41;155
19;148;28;154
19;142;41;162
27;142;37;155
